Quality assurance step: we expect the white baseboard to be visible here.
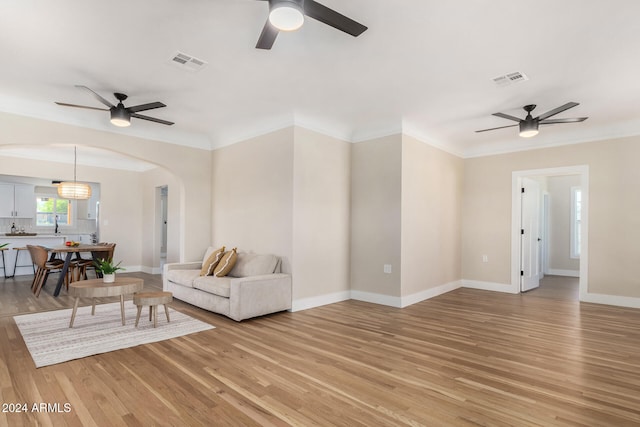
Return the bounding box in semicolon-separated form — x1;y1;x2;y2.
461;279;519;294
295;281;463;311
122;265;143;273
547;269;580;277
291;291;350;312
580;292;640;309
400;280;462;308
350;290;402;308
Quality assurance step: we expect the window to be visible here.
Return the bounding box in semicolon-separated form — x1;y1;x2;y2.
570;187;581;259
36;196;72;227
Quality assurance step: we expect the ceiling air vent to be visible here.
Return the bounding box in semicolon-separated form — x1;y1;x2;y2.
492;71;529;87
169;51;208;72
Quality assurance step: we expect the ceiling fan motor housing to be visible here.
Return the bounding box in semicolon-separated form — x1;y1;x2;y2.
110;105;131;127
519;116;539;137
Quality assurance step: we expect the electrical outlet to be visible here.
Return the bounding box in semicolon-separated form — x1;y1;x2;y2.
482;255;488;263
383;264;392;274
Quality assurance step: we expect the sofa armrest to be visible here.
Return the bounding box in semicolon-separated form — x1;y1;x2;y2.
229;274;292;321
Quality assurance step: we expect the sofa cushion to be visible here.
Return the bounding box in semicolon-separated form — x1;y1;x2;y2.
193;276;232;298
200;246;225;276
214;248;238;277
229;253;279;278
166;269;201;288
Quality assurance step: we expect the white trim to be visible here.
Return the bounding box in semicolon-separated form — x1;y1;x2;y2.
291;291;350;312
400;280;462;308
401;125;465;158
122;265;142;273
581;292;640;309
293;281;464;311
546;269;580;277
141;266;163;275
461;279;519;294
511;166;589;298
350;290;402;308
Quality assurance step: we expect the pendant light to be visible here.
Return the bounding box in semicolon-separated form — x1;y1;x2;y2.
58;146;92;200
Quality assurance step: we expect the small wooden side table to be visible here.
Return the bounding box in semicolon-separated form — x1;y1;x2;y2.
68;277;144;328
133;291;173;328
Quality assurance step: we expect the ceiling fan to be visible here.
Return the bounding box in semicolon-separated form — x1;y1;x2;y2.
55;85;174;127
476;102;587;138
255;0;367;50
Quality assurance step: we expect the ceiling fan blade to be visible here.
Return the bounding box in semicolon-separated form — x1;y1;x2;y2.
536;102;579;121
304;0;368;37
131;113;174;126
475;124;519;133
492;112;522;122
127;102;166;113
540;117;588;124
55;102;109;112
75;85;115;108
256;19;279;49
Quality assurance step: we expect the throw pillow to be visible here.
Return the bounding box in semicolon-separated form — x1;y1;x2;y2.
200;246;225;276
214;247;238;277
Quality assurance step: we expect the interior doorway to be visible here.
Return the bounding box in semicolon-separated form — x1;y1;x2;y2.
511;166;589;299
157;186;168;272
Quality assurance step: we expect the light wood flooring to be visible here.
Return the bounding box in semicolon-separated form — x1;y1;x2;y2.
0;272;639;426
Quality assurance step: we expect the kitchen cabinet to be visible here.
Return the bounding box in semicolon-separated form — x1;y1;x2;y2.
75;185;98;219
0;183;35;218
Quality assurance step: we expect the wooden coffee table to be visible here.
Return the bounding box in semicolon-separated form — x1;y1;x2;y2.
68;277;144;328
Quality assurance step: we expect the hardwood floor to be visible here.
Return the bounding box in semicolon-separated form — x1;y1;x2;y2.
1;272;639;426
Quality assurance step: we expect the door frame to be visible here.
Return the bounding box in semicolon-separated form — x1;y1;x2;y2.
511;165;589;298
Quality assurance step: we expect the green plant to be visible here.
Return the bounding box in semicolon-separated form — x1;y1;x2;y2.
0;243;8;249
94;258;125;274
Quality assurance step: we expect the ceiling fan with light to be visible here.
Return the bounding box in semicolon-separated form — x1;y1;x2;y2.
55;85;174;127
255;0;367;50
476;102;587;138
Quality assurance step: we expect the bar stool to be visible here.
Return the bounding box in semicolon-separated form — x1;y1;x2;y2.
12;247;36;278
0;247;8;278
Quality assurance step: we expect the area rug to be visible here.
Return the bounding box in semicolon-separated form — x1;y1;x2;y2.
14;302;215;368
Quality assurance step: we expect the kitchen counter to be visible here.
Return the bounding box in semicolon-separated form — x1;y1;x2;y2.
2;234;67;238
0;235;66;277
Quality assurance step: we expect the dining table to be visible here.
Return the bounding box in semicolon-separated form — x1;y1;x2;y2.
43;244;114;297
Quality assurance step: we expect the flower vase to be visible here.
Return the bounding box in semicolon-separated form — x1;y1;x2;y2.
103;273;115;283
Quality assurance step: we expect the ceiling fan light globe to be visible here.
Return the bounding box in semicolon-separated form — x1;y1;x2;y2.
519;129;539;138
269;3;304;31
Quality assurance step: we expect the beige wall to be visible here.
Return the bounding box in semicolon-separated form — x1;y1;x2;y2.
292;127;351;301
0;112;211;263
211;127;294;273
211;127;352;304
401;135;463;296
462;136;640;298
547;175;581;273
350;135;402;297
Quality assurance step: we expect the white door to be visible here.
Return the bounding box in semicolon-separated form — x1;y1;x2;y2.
521;178;541;292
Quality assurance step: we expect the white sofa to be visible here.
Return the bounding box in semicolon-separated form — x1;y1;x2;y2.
163;248;292;321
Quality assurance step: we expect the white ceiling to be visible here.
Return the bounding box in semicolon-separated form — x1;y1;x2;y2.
1;0;640;163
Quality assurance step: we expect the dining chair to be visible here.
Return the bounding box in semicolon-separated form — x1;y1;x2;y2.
27;245;66;297
74;242;117;280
